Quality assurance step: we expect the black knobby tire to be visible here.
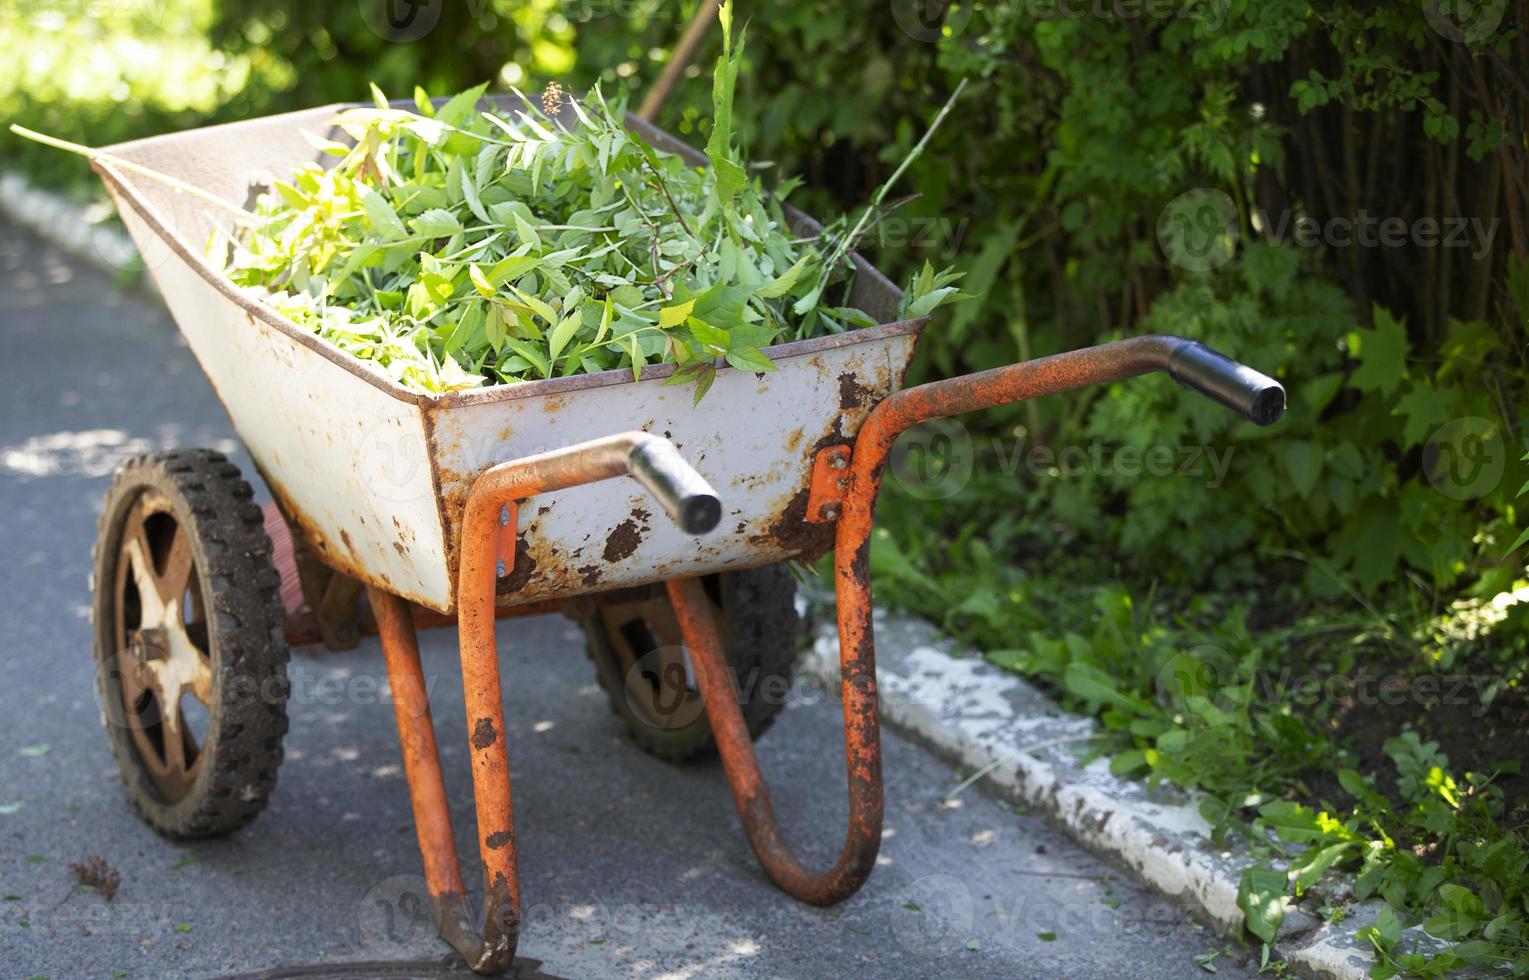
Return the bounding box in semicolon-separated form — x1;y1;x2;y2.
91;449;290;838
579;564;799;763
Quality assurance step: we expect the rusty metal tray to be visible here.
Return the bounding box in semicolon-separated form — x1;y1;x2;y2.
94;99;925;614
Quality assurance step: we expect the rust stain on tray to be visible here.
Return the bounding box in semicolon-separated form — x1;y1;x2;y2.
838;371;875;410
603;516;646;563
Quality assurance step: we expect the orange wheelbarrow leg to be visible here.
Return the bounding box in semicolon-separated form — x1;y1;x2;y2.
371;586;519;973
668;568;884;905
375;432;721;975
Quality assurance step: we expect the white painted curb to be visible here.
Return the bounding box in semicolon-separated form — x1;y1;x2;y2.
801;607;1446;979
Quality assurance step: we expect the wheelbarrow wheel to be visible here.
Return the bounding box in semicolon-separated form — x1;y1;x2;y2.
90;449;290;838
579;565;798;763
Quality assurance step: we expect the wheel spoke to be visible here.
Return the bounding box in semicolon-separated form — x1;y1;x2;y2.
124;685;168;779
160;703;188;776
120;507;158;604
184;644;215;706
155;524;195;612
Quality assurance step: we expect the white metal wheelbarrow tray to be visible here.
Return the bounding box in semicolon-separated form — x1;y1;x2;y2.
94;98;924;615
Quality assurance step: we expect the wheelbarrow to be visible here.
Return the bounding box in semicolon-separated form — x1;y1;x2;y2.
85;95;1286;974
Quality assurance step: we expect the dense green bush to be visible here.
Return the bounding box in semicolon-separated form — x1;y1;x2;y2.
591;0;1529;602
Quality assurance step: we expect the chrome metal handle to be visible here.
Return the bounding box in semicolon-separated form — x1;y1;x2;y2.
626;435;722;534
1167;341;1286;426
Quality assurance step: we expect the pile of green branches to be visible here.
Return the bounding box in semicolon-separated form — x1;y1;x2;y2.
224;0;961;395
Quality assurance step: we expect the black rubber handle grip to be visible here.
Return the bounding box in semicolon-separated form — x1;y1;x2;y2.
1168;342;1286;426
626;437;723;535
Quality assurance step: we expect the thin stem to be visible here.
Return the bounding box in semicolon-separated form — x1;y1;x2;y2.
827;78;970;272
10;125;256;221
644;160;694;237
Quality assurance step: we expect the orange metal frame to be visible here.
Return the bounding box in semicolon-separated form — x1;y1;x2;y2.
365;335;1283;973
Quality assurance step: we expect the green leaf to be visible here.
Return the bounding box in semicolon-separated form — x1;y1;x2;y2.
723;346;776;373
457;160;490;225
685;316;730;349
658;298;696;329
1109;749;1149;776
510;286;558;326
1281;441;1321;497
1331;507;1401;593
548;313;581;364
1348;309;1410;396
1063;662;1156;716
1237;866;1286;944
1359;907;1402;952
1291;842;1353;895
410;208;462;238
485;254;540;287
469;263;494;298
504;337;551;378
513;212;542;252
359;188;408;240
435;81;490;127
755;253;814;298
484;305;506;352
1391;383;1451;450
905;285;963;319
594;297;613;344
705;0;747;211
623;331;646;381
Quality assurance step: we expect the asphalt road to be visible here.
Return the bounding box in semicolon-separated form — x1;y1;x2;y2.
0;221;1253;978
